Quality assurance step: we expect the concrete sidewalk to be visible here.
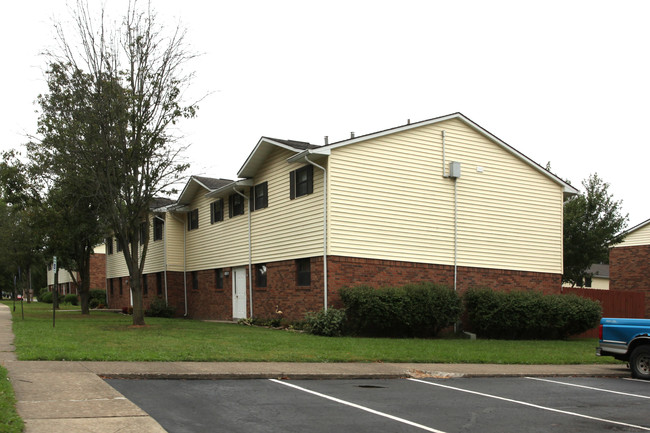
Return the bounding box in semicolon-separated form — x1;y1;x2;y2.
0;303;631;433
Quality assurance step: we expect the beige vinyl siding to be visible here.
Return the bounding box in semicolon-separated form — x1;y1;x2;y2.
329;118;564;274
619;222;650;247
250;148;324;263
184;192;249;271
142;215;165;274
47;268;77;285
165;214;185;272
182;148;324;271
106;239;129;278
106;214;182;277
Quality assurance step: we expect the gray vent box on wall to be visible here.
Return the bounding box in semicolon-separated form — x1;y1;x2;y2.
449;161;461;178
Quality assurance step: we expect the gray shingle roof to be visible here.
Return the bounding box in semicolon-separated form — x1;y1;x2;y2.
263;138;320;151
192;176;234;191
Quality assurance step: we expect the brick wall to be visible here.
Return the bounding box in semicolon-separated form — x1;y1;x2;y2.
107;256;563;321
88;253;106;291
327;255;561;303
609;245;650;318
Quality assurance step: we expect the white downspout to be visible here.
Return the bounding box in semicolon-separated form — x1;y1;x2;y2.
304;156;328;310
453;178;458;293
171;213;187;316
154;215;168;304
233;187;253;318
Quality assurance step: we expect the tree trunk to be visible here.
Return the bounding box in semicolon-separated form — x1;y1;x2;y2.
130;274;145;325
79;261;91;315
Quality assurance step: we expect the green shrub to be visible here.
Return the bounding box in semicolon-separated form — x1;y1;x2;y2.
305;308;346;336
89;290;106;306
463;288;602;339
339;282;461;338
89;298;100;309
62;294;79;305
145;297;175;318
39;291;53;304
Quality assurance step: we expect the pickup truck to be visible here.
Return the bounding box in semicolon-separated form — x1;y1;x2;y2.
597;317;650;379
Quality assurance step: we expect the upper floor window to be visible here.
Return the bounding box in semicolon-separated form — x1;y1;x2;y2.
154;218;164;241
116;238;123;252
290;165;313;199
187;208;199;231
106;238;113;255
210;199;224;223
250;182;268;212
229;193;245;218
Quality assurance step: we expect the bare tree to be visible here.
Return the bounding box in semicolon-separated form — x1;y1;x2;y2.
37;0;196;325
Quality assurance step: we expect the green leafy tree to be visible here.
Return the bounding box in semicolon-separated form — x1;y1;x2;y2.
563;173;628;286
32;0;196;325
0;152;46;302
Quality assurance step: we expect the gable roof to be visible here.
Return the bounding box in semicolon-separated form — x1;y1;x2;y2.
289;112;577;196
587;263;609;278
237;137;320;178
176;176;234;206
620;217;650;238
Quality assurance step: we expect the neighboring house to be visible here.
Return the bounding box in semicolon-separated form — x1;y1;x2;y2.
46;244;107;295
610;217;650;317
562;264;610;290
106;113;577;321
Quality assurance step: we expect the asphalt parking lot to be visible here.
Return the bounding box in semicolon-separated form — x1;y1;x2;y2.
106;376;650;433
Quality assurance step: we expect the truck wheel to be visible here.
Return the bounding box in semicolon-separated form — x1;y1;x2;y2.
630;346;650;380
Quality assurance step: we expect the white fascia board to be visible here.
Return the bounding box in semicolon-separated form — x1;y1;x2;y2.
237;137;304;178
325;112;577;195
286;147;331;164
176;176;216;205
620;217;650;237
206;179;255;198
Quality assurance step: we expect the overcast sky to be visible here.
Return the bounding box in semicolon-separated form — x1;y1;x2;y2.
2;0;648;228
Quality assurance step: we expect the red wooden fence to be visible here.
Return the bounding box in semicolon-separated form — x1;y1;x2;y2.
562;287;646;338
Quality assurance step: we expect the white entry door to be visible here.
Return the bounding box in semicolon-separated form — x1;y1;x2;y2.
232;267;247;319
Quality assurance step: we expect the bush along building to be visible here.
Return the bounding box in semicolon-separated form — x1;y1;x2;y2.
105;113;578;321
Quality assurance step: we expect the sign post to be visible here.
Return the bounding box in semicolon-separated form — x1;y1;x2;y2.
52;256;57;328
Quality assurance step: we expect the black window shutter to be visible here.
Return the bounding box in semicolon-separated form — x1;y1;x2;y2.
218;199;224;221
306;165;314;195
228;195;233;218
262;182;268;208
249;187;255;212
290;170;296;200
210;202;214;224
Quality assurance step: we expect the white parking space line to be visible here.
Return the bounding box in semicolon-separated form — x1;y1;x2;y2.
624;377;650;383
269;379;447;433
525;377;650;399
408;378;650;432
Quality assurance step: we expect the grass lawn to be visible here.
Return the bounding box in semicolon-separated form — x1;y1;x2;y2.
0;365;23;433
4;301;618;364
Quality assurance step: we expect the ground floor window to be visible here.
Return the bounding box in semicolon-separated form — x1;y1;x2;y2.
296;258;310;286
215;269;224;290
256;264;267;287
156;272;163;296
192;271;199;291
